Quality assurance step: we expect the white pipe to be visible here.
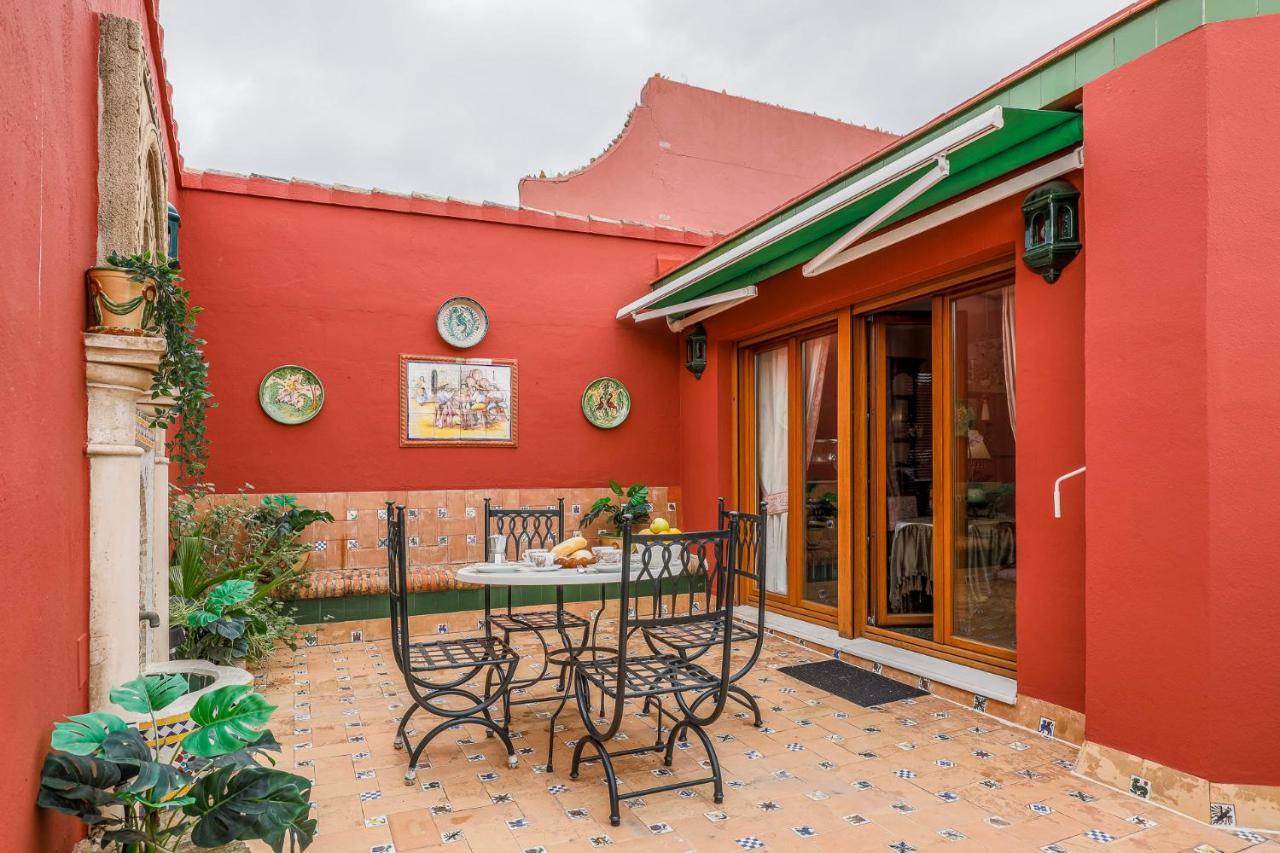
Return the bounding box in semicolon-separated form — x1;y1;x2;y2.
803;156;950;277
614;105;1009;319
1053;466;1086;518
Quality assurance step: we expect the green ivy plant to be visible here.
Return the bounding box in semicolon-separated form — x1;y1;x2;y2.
105;251;213;493
582;481;652;534
38;673;314;852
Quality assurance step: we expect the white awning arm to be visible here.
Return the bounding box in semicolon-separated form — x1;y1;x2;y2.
614;105;1009;319
810;146;1084;277
666;292;758;333
631;285;758;323
803;157;951;277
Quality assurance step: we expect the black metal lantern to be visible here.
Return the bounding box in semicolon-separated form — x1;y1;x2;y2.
1021;179;1080;283
685;322;708;380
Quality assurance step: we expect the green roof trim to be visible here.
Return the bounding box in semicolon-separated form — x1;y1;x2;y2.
647;108;1082;311
645;0;1280;305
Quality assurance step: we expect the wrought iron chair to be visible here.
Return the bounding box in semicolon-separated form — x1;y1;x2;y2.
565;519;738;826
385;504;520;784
643;499;768;726
482;498;591;696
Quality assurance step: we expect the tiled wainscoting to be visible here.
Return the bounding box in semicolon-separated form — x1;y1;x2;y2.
206;486;681;570
1077;740;1280;832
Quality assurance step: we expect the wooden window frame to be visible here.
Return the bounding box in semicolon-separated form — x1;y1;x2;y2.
736;315;851;628
854;271;1018;675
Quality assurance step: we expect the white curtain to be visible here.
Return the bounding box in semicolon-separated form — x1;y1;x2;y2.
756;348;789;595
804;336;832;464
1001;286;1017;437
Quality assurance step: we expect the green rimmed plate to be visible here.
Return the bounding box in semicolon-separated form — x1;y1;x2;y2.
436;296;488;348
259;364;325;425
581;376;630;429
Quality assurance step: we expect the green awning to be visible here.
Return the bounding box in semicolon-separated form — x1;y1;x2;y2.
623;106;1082;319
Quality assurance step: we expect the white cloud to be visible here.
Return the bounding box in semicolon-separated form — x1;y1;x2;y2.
160;0;1128;203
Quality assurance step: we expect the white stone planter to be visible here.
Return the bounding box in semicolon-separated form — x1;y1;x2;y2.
120;660;252;755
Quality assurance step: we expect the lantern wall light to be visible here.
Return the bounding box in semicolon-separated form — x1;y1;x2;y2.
685;323;708;379
1022;179;1081;283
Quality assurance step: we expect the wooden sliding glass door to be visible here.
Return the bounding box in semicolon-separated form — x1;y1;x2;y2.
739;321;842;624
858;274;1018;672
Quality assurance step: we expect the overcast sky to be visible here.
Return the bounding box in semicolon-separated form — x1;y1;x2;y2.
160;1;1128;205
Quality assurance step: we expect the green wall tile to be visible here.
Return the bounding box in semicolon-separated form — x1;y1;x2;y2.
1207;0;1260;21
1007;76;1041;109
1073;36;1116;87
1156;0;1204;44
1114;10;1158;64
1039;57;1077;102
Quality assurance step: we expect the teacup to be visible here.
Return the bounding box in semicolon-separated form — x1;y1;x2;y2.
524;549;554;568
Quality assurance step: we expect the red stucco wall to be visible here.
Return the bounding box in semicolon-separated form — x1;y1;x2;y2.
519;76;897;234
670;189;1088;711
1083;15;1280;784
177;185;707;495
0;1;174;849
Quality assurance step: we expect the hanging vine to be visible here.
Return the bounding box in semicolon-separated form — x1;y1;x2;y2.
106;251;214;493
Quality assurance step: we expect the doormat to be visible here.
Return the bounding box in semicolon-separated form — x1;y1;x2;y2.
778;658;928;707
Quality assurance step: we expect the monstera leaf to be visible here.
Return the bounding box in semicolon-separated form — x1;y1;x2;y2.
181;684;276;757
210;729;283;770
110;673;189;715
36;751;126;825
184;765;313;851
101;729;190;802
50;712;128;756
204;579;255;616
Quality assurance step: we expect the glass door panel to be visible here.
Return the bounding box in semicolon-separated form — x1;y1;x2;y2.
754;346;790;596
801;333;838;607
949;286;1017;650
870;312;935;636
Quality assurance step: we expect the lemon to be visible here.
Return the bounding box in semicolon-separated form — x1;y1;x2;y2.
667;527;681;534
649;517;671;533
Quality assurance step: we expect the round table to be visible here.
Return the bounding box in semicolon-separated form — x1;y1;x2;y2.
457;562;622;756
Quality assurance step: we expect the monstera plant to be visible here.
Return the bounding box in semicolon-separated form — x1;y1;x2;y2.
37;673;314;852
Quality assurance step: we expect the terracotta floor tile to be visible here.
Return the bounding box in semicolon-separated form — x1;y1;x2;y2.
246;628;1269;853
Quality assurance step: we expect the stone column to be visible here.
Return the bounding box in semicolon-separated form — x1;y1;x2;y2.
85;332;164;710
146;396;175;666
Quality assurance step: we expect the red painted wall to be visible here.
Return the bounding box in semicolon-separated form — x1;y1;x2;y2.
0;1;174;849
1084;15;1280;784
177;185;706;494
520;76;897;234
670;188;1088;711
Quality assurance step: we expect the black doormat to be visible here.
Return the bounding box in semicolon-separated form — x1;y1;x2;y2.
778;658;928;707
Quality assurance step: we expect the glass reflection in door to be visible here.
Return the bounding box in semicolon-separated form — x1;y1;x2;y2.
870;309;935;639
801;334;838;607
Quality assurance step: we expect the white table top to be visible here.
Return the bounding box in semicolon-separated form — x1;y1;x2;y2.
456;562;623;586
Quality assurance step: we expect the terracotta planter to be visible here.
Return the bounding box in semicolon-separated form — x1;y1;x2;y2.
86;266;156;334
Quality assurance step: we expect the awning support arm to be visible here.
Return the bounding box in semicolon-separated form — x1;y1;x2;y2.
802;157;950;277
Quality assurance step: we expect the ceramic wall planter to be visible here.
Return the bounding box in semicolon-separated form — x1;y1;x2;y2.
86;266;156;334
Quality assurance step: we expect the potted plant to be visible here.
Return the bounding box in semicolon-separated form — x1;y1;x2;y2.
37;673;315;851
86;260;158;335
582;481;652;548
251;495;334;572
94;251;213;490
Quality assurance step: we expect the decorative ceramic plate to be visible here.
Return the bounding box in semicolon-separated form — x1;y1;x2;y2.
259;365;325;425
581;376;631;429
436;296;489;348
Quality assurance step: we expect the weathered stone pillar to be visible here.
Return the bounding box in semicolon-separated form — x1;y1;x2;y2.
85;332;164;709
146;396;174;666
